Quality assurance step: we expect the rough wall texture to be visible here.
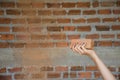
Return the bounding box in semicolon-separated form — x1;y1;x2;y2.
0;0;120;80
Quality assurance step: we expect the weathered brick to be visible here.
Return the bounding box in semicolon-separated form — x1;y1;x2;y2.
47;26;61;31
101;34;115;38
53;10;66;15
68;10;81;15
12;18;26;24
25;43;40;48
42;18;56;24
47;72;61;78
31;34;46;40
14;74;27;79
72;18;86;23
40;66;53;71
12;26;27;32
38;10;52;16
94;72;101;78
6;9;21;15
95;25;110;31
86;34;99;39
101;1;115;7
0;27;10;32
0;2;15;8
77;2;90;8
57;18;71;23
47;3;61;8
29;27;43;32
114;41;120;46
68;34;80;39
0;18;11;24
70;72;77;78
63;26;75;31
87;18;100;23
0;68;6;73
55;66;68;71
78;72;92;78
16;2;31;8
0;75;12;80
8;67;22;73
16;34;30;40
112;25;120;30
39;42;54;48
22;9;36;16
62;2;76;8
77;26;91;32
56;42;68;47
71;66;84;71
108;67;116;71
32;73;45;79
92;1;99;7
27;18;41;24
0;9;4;15
0;42;9;48
98;9;111;14
116;1;120;7
117;34;120;39
103;18;117;22
113;9;120;14
48;34;66;40
1;34;14;40
10;42;25;48
32;2;45;8
63;72;69;78
83;10;96;15
86;66;98;71
98;41;112;46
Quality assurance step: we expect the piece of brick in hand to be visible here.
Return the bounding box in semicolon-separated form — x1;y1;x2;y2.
70;39;94;49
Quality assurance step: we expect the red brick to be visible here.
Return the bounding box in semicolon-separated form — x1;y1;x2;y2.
47;3;61;8
0;27;10;32
117;1;120;7
114;41;120;46
119;17;120;22
29;27;43;32
38;10;52;15
57;18;71;23
113;9;120;14
0;42;9;48
14;74;27;79
53;10;66;15
49;34;66;40
94;72;101;78
42;18;56;24
16;2;31;8
8;67;22;73
16;34;30;40
62;2;76;8
95;25;110;31
87;18;100;23
72;18;86;23
63;26;75;31
103;18;117;22
68;34;80;39
112;25;120;30
77;26;91;32
55;66;68;71
47;26;61;31
40;66;53;71
6;9;21;15
77;2;90;8
68;10;81;15
39;42;54;48
12;18;26;24
31;34;46;40
47;72;61;78
0;75;12;80
78;72;92;78
86;34;99;39
12;26;27;32
63;72;69;78
0;68;6;73
25;43;40;48
0;9;4;15
108;67;116;71
101;34;114;38
98;9;111;14
83;10;96;15
10;42;25;48
27;18;41;24
0;18;11;24
92;1;99;7
101;2;115;7
32;2;45;8
117;34;120;39
1;34;14;40
71;66;84;71
98;41;112;47
70;72;77;78
56;42;68;47
32;73;45;79
22;9;36;16
0;2;15;8
86;66;98;71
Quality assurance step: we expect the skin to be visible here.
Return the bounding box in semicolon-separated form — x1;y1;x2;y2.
70;42;116;80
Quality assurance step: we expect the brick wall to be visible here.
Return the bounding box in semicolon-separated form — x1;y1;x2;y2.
0;0;120;80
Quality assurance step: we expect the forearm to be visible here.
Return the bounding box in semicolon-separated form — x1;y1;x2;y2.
90;54;116;80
